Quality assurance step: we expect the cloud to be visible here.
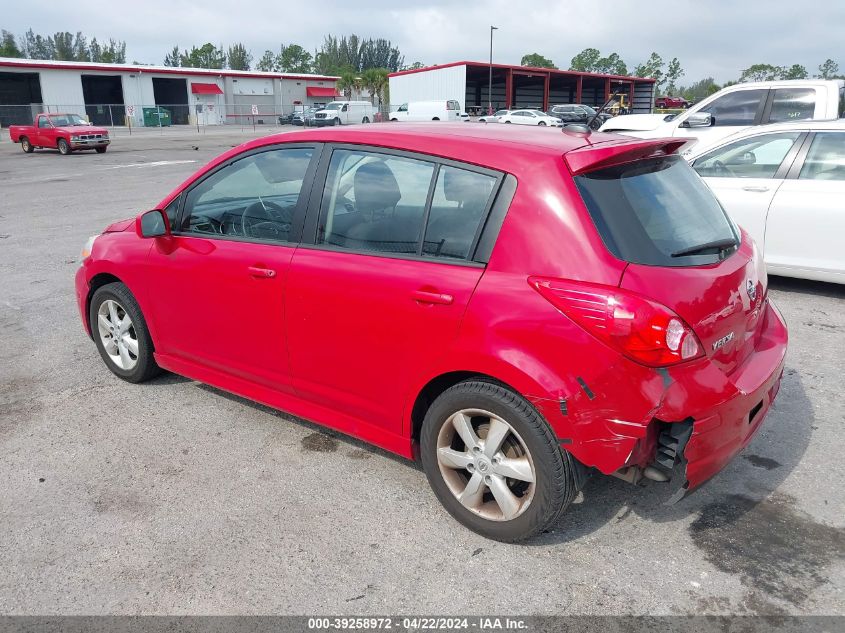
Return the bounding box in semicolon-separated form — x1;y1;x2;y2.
4;0;842;83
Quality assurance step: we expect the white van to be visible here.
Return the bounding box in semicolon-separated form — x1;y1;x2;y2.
312;101;376;126
389;100;462;122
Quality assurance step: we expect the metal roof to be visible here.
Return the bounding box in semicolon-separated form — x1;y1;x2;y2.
389;60;655;83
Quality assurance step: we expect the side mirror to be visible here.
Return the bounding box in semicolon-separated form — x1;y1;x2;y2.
683;112;713;128
137;209;170;238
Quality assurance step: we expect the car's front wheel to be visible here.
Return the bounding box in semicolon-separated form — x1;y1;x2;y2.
57;138;71;155
421;380;576;542
89;282;162;383
95;146;107;154
538;121;546;126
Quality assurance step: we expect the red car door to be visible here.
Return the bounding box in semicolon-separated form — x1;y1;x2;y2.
286;148;501;440
34;115;53;146
143;145;319;392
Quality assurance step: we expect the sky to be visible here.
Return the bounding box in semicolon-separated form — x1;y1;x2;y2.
4;0;841;83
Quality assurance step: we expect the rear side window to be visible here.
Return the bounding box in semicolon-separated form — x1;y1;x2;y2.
768;88;815;123
704;89;766;126
799;133;845;180
575;155;738;266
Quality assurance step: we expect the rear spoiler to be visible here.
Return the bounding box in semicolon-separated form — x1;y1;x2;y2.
564;138;695;176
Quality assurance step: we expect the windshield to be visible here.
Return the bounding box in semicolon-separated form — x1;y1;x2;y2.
323;103;342;110
581;105;597;115
574;155;738;266
51;114;89;126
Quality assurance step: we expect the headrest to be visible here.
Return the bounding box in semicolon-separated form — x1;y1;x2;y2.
354;161;401;213
443;168;492;211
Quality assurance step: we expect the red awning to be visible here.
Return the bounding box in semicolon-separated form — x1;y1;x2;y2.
191;83;223;95
306;86;339;97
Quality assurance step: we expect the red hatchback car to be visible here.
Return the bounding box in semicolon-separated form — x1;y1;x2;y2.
75;123;787;541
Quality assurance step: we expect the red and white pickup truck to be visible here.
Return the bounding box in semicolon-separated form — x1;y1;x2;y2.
9;113;110;155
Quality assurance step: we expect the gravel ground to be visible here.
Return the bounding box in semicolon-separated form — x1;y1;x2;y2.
0;127;843;616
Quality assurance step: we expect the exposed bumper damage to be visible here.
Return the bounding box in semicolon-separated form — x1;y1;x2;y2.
530;301;788;500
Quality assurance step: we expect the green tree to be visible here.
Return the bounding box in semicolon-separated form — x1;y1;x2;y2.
634;52;664;89
782;64;808;80
227;43;252;70
521;53;556;69
100;39;126;64
277;44;313;73
595;52;627;75
336;68;361;99
72;32;89;61
163;45;180;67
0;30;21;57
21;29;54;59
680;77;720;102
569;47;601;72
90;38;102;62
665;57;684;94
181;43;226;69
361;67;389;105
256;50;275;71
314;34;403;74
817;58;840;79
404;61;425;70
52;32;75;60
739;63;784;82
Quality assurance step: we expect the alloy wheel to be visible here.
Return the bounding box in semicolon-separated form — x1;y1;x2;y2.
96;299;139;370
436;408;536;521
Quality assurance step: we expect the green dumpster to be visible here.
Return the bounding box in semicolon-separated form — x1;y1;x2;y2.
142;107;172;127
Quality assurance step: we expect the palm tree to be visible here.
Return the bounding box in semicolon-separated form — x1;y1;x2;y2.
361;68;389;105
337;69;360;99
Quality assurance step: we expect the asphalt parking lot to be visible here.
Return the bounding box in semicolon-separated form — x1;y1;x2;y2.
0;126;843;616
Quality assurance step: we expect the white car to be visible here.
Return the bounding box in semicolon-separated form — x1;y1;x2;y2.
477;109;510;123
389;100;462;122
499;109;562;126
688;119;845;284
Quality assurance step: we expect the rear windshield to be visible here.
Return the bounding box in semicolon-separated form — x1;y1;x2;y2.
574;155;739;266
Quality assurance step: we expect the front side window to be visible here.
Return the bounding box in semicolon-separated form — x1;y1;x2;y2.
799;133;845;180
38;117;51;128
702;89;766;126
180;147;313;243
494;110;509;116
768;88;815;123
692;132;802;178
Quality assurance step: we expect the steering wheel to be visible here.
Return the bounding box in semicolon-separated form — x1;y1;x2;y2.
711;159;734;177
241;200;291;239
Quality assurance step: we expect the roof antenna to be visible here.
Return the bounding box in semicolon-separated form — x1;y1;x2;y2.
584;89;622;131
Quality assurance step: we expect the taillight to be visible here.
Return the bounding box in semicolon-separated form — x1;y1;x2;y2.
528;277;703;367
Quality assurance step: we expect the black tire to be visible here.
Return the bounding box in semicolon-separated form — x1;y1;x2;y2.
20;137;34;153
95;146;107;154
420;379;576;542
333;117;341;126
362;117;370;124
538;121;547;126
432;117;440;121
57;138;71;155
89;282;162;383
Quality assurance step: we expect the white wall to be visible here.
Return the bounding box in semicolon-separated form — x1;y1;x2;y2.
37;69;86;117
388;65;467;111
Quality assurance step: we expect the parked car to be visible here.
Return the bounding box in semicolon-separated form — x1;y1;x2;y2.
499;109;562;126
655;96;690;109
688;119;845;284
75;123;787;542
548;104;611;128
477;109;510;123
9;112;110;155
312;101;376;126
389;100;462;122
292;107;319;127
600;79;845;151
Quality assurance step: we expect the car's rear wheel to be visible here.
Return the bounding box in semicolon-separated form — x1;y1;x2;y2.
95;146;107;154
421;380;576;542
362;117;370;124
89;282;162;383
20;137;34;153
57;139;71;155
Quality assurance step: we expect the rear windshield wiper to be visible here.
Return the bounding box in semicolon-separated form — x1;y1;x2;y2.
671;238;738;258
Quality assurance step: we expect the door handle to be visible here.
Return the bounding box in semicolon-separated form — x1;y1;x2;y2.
742;185;770;192
412;290;454;305
248;266;276;278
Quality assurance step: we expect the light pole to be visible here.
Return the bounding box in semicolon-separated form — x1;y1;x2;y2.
488;25;498;114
